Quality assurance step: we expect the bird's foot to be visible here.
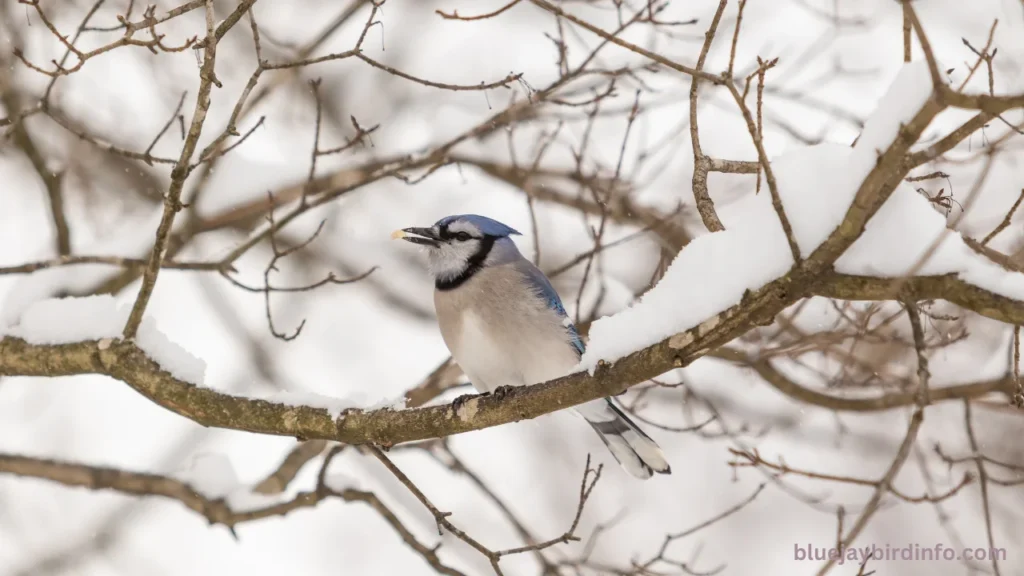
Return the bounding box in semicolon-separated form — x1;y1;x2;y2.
492;385;516;400
451;393;477;413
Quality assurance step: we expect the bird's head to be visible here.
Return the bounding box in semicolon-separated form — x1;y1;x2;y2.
393;214;522;288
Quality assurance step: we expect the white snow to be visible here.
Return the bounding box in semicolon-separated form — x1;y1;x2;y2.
135;321;207;386
838;183;1024;299
835;183;968;276
771;143;860;257
773;61;935;259
579;188;793;369
174;452;304;512
850;62;934;162
579;61;1024;371
173;452;363;510
0;208;168;328
367;395;408;411
175;453;241;499
1;294;123;344
0;294;406;411
0;294;207;385
961;257;1024;300
324;473;362;493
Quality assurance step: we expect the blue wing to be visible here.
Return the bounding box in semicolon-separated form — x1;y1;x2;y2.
517;261;586;357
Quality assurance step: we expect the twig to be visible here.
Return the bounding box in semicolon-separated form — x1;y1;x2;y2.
122;0;223;339
730;448;969;504
1014;326;1023;408
727;0;747;76
813;291;933;575
904;301;931;406
14;2;199;77
980;188;1024;246
252;440;328;495
368;446;602;574
144;91;188;162
814;409;924;576
436;0;522;21
636;482;764;572
956;20;998;92
962;400;1003;576
689;0;729;232
223;200;377;341
902;2;911;62
367;445;507;574
0;255;228;275
726;57;802;263
529;0;723;84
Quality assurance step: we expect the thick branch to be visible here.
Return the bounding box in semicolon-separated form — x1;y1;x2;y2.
3;264;1023;447
817;272;1024;325
5;23;1019;469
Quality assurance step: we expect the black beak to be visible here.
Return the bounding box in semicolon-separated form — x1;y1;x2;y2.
394;226;440;247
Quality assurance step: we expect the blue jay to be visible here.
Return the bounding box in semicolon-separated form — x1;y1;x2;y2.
394;214;670;479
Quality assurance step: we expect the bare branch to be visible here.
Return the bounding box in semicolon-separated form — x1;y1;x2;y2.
689;0;729;232
122;0;226;339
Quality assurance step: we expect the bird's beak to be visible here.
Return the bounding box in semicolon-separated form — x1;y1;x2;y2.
391;227;440;247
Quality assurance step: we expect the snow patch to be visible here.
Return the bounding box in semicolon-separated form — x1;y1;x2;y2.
176;453;240;499
835;183;968;276
324;473;362;493
0;294;206;385
852;61;934;162
580;189;793;369
578;61;1024;370
367;395;408;411
174;452;309;513
772;143;860;257
838;181;1024;300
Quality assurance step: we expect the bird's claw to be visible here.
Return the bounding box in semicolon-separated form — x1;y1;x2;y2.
492;385;515;400
451;393;476;413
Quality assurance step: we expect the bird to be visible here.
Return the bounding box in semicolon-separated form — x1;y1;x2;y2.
393;213;670;479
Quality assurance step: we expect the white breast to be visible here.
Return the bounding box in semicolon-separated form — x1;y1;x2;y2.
455;310;523;392
453;309;580;394
434;264;582;394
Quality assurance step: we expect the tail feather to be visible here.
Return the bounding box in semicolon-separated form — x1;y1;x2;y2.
580;399;671;480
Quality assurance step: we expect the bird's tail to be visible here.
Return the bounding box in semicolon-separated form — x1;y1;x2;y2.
577;398;671;480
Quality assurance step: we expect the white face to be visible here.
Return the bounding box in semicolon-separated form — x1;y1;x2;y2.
425;220;486;281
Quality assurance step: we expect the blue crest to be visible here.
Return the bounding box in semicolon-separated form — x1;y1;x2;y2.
435;214;522;238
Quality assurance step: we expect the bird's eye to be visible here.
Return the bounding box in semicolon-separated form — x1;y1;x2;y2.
454;232;472;241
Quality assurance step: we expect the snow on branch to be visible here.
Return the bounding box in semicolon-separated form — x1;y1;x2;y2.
0;294;205;384
579;61;1017;370
1;0;1023;457
4;47;1024;446
0;4;1019;455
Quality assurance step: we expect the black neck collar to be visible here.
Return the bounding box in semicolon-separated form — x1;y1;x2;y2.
435;236;496;291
